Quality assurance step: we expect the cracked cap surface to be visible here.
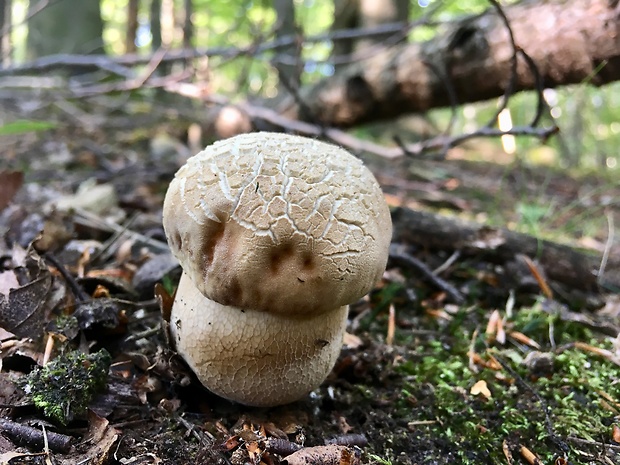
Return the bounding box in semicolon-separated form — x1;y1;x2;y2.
163;132;392;316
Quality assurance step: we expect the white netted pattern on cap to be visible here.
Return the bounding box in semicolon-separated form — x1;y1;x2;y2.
163;132;392;317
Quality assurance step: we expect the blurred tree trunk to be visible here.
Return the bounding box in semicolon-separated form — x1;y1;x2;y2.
26;0;104;59
126;0;139;54
183;0;193;49
288;0;620;127
150;0;162;51
0;0;11;67
354;0;409;53
331;0;358;60
274;0;300;91
331;0;409;70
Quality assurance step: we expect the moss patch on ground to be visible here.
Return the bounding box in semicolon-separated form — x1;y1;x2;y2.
357;300;620;464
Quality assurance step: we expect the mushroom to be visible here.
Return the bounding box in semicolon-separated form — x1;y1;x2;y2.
162;132;392;407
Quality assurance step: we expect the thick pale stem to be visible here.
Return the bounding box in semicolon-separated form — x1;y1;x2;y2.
170;272;349;407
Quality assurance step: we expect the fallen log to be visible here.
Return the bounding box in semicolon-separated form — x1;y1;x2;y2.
391;207;619;294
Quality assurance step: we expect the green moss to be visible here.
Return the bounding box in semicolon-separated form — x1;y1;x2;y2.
49;314;80;339
21;349;111;425
367;454;393;465
389;305;620;464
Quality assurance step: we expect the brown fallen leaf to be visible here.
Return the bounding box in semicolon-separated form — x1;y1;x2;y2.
56;412;120;465
0;170;23;212
470;379;492;399
0;246;57;339
485;309;506;345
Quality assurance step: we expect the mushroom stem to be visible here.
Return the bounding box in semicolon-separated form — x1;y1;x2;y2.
170;272;348;407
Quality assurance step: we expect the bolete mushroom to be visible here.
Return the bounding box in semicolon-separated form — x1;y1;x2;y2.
162;132;392;407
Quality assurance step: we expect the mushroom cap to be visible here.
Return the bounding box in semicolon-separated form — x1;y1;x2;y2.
163;132;392;316
170;272;348;407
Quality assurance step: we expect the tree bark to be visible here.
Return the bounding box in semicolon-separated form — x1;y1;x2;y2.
126;0;139;54
331;0;359;60
0;0;11;68
183;0;193;50
290;0;620;127
274;0;300;90
150;0;162;52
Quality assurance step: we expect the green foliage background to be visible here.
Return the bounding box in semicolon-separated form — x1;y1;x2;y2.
7;0;620;172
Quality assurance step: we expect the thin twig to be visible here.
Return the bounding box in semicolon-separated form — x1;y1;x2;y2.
73;209;169;256
518;50;547;128
199;95;558;160
124;325;161;343
597;210;614;285
388;244;465;305
432;250;461;275
566;435;620;452
43;252;89;302
0;18;440;77
175;414;232;465
422;58;460;137
485;0;519;128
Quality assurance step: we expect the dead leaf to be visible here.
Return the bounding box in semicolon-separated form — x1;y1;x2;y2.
342;332;363;349
0;426;16;453
52;180;118;216
0;327;15;341
57;412;120;465
118;454;162;464
0;171;23;212
485;310;506;344
0;337;44;367
383;192;404;207
416;190;469;211
0;246;54;339
470;380;492;399
0;271;19;297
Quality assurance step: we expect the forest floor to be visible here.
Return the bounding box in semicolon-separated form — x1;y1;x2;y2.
0;100;619;465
